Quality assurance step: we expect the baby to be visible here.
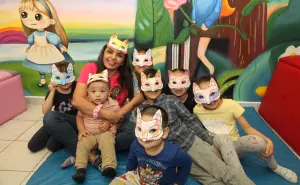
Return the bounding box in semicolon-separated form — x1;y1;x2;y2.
72;70;119;183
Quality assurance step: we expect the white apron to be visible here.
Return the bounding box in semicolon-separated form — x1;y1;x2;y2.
27;31;65;64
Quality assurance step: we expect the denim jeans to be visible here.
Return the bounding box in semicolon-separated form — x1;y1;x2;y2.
43;111;136;155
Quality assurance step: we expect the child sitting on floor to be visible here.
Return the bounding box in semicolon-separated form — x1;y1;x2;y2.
128;68;255;185
193;75;298;183
72;70;120;183
166;68;195;113
110;105;192;185
28;62;77;153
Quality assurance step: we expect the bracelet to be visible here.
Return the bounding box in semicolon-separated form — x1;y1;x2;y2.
93;104;103;119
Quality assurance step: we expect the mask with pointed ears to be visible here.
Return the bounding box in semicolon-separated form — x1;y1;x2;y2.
107;32;129;54
193;78;220;104
141;70;163;92
87;70;109;85
135;108;163;141
168;70;191;89
51;63;75;85
132;49;152;67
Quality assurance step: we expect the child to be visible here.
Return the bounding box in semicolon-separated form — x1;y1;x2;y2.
72;70;119;183
193;76;298;183
167;68;196;113
28;62;77;152
129;68;255;185
110;105;192;185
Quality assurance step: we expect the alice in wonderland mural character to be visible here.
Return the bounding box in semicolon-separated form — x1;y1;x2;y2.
19;0;73;87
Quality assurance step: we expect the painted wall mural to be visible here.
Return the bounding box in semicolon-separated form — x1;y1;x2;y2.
0;0;299;101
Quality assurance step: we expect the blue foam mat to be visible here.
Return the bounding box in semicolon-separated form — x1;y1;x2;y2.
27;107;300;185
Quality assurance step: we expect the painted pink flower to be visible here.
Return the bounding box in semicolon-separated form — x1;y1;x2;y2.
164;0;187;10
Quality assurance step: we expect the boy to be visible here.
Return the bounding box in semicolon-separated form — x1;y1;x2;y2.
111;105;192;185
130;68;255;185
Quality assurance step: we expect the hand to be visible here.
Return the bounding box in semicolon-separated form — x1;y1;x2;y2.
24;47;29;53
48;82;57;92
99;120;111;132
78;129;90;140
60;45;68;53
262;139;274;157
201;24;208;31
106;111;123;124
109;125;117;135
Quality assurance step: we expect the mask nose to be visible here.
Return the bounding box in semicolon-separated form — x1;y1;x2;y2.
61;79;66;85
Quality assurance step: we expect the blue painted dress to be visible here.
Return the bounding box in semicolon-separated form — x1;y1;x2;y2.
191;0;222;28
24;31;73;73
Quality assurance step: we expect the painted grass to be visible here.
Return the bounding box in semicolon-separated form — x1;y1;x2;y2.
0;61;87;96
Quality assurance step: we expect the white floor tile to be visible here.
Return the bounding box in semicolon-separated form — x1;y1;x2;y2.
0;141;48;171
0;141;13;153
21;172;35;185
33;151;52;171
13;104;43;121
0;120;37;141
0;171;29;185
18;121;43;141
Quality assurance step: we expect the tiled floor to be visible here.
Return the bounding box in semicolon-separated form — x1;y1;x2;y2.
0;102;263;185
0;104;51;185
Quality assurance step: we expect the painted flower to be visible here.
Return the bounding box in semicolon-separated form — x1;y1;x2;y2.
164;0;187;10
279;45;300;59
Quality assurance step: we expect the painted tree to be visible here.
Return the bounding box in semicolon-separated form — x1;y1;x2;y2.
217;0;268;68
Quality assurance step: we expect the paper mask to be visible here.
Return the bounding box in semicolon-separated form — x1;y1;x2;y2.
141;70;163;92
193;78;220;104
135;108;163;141
107;32;129;54
132;49;152;67
168;70;191;89
87;70;109;85
51;63;75;85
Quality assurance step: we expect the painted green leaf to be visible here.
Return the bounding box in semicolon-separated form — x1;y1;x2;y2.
220;80;237;95
134;0;154;47
242;0;269;17
172;27;190;44
183;20;189;28
153;0;174;47
134;0;174;48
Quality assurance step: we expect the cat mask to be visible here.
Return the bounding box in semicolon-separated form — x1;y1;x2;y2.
193;78;220;104
51;63;75;85
135;108;163;141
141;70;163;92
168;70;191;89
107;32;129;54
132;49;152;67
87;70;109;85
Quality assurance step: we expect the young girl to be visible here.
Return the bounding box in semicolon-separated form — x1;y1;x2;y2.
129;68;255;185
166;68;195;113
28;62;77;152
72;70;119;183
193;76;298;183
110;106;192;185
19;0;73;87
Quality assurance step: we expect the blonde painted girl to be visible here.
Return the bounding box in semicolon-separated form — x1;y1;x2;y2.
19;0;73;87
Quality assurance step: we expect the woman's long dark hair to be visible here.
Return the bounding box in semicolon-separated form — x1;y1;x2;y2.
96;44;134;99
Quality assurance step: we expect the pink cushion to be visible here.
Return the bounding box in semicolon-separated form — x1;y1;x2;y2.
0;71;12;82
0;74;27;125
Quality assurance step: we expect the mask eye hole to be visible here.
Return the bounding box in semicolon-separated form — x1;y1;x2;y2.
55;76;60;80
145;83;150;87
155;82;159;85
66;75;70;79
144;59;148;62
182;80;186;84
172;81;176;84
135;59;139;62
199;95;204;99
210;92;216;97
149;129;157;134
138;127;142;132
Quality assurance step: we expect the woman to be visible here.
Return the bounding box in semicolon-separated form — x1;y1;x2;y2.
43;33;135;158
